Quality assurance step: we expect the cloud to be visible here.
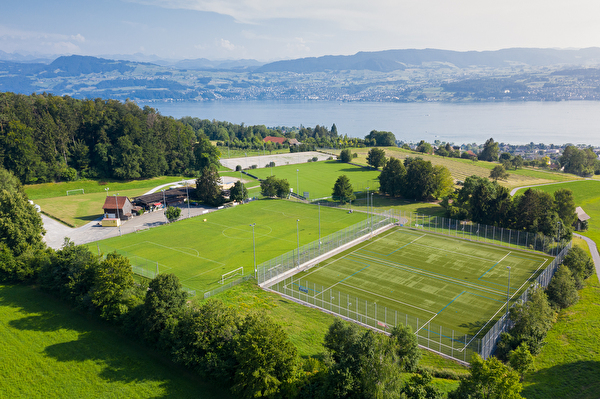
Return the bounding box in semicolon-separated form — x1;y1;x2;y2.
0;25;84;54
219;38;236;50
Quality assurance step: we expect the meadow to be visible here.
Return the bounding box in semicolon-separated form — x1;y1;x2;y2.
249;160;381;199
270;227;551;359
93;200;368;294
0;284;231;399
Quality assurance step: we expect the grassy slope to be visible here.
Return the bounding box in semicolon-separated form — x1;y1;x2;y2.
249;160;381;199
348;147;578;189
0;284;232;399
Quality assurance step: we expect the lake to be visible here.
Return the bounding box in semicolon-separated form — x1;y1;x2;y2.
150;100;600;146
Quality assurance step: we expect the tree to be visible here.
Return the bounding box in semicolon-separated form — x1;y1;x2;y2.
366;148;387;169
332;175;356;204
547;265;579;309
365;130;396;146
165;206;181;222
275;178;291;198
390;323;421;372
194;135;221;170
378;157;406;197
340;148;352;163
403;158;436;200
553;189;577;227
509;286;555;355
195;165;224;206
562;246;595;289
229;180;248;202
90;252;136;321
508;343;534;381
416;140;433;154
478;138;499;162
511;155;524;170
260;176;289;198
433;165;453;199
143;273;187;348
449;354;523;399
401;371;443;399
490;165;510;181
232;312;298;399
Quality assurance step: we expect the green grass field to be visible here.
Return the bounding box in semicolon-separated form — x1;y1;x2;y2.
93;200;368;294
249;160;381;199
0;284;231;399
270;227;551;360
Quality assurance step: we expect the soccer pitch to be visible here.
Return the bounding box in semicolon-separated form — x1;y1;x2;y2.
92;200;368;294
270;227;551;352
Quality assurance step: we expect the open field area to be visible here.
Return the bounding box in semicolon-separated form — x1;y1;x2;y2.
0;284;231;399
92;200;368;294
271;227;552;360
250;160;380;199
521;239;600;399
343;147;578;189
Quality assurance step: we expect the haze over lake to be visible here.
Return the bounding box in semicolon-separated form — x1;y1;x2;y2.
151;100;600;146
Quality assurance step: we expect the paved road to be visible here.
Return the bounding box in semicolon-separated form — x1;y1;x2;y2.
509;180;582;196
574;233;600;282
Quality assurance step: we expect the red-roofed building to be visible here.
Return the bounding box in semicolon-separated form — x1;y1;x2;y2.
263;136;287;145
102;196;133;220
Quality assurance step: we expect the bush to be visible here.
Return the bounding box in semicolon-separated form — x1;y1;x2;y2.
312;157;318;162
236;165;242;171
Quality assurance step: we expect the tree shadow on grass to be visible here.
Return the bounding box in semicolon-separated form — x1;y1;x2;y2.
1;285;233;399
522;360;600;399
458;320;487;336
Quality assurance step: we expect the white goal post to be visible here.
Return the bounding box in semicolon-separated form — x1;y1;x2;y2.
66;188;85;196
221;267;244;284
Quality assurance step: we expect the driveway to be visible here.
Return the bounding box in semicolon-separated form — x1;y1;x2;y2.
573;233;600;282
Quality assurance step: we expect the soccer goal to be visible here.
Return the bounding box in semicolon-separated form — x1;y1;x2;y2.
66;188;85;196
221;267;244;284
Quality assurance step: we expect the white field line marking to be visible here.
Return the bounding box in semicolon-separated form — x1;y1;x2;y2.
302;229;400;282
415;313;440;334
409;242;499;263
497;251;512;264
339;282;437;316
460;257;550;352
147;241;226;266
352;252;505;296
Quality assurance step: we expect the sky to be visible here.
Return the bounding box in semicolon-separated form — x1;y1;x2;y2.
2;0;600;61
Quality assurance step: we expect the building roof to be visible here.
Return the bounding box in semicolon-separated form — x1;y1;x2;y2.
288;138;300;146
132;188;188;207
102;196;130;210
576;206;591;221
263;136;287;145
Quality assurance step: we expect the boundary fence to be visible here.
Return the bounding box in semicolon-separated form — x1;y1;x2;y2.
263;209;571;363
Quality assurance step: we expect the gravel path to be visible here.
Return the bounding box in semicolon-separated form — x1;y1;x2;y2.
220;151;335;171
509;180;583;196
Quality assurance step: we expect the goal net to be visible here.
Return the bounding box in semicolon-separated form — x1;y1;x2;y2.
221;267;244;284
66;188;85;196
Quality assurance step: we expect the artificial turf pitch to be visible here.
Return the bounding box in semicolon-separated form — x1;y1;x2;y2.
272;227;551;341
92;200;368;294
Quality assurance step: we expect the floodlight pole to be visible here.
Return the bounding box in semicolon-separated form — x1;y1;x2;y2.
505;266;511;320
296;219;300;266
105;187;109;196
251;223;257;279
318;202;321;251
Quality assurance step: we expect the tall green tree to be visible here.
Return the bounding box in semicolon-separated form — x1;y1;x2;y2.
508;343;534;382
340;148;352;163
90;252;136;321
378;157;406;197
490;165;510;181
403;158;436;200
390;323;421;372
553;189;577;227
509;286;555;355
232;312;298;399
142;273;187;348
195;165;224;206
366;148;387;169
332;175;355;204
229;180;248;202
546;265;578;309
165;206;181;222
561;246;595;289
478;138;499;162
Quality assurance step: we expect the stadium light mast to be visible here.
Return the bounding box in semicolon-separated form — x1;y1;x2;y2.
505;266;511;319
114;194;121;236
250;223;257;279
296;219;300;266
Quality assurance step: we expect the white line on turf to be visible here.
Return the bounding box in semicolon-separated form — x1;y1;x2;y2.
147;241;226;265
497;251;512;264
339;282;437;316
414;313;439;334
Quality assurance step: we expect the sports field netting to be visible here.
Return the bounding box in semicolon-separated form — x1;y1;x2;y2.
267;227;569;362
92;200;369;295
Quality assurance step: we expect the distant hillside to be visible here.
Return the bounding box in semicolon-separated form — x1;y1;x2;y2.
257;48;600;73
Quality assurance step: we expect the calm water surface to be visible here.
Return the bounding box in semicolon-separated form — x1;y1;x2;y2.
150;101;600;146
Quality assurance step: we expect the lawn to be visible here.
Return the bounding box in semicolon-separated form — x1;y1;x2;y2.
347;147;578;189
92;200;368;295
269;227;552;362
249;160;381;199
0;284;232;399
